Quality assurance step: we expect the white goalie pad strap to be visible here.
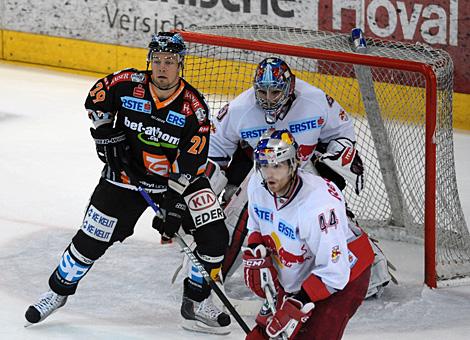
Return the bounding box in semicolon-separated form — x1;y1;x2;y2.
205;159;228;196
184;188;224;228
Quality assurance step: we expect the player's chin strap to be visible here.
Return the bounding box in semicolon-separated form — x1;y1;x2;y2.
122;167;250;335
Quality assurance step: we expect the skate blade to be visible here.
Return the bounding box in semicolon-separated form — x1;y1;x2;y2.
24;321;35;328
181;319;231;335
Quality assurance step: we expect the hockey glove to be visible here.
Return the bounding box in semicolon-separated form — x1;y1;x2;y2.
90;126;131;173
316;138;364;195
266;296;315;339
152;189;187;239
242;244;279;299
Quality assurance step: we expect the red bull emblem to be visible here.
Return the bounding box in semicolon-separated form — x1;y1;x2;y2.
262;233;311;268
280;131;294;145
331;245;341;263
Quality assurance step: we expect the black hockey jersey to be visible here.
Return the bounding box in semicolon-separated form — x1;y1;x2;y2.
85;69;211;191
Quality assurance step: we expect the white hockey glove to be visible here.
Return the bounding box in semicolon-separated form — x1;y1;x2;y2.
317;138;364;195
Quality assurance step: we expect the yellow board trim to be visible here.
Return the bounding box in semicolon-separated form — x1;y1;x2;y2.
1;29;469;130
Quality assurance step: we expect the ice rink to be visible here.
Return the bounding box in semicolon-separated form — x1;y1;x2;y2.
0;62;469;339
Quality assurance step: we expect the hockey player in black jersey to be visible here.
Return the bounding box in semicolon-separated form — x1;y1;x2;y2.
24;32;231;334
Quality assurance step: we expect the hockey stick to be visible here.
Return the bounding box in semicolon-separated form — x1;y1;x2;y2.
173;232;250;334
127;171;250;334
262;273;288;340
264;287;288;340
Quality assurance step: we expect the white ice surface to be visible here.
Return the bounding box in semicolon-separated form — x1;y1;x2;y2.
0;62;469;339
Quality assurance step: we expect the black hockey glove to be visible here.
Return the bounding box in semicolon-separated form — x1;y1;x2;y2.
152;189;187;239
90;126;131;173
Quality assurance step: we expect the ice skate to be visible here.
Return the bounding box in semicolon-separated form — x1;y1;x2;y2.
181;294;231;335
24;290;67;326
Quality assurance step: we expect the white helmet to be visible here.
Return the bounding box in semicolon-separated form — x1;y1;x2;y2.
254;129;299;171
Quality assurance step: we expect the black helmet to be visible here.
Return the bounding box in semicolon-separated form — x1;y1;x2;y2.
147;32;187;63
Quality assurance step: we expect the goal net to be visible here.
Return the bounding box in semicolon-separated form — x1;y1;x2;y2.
179;25;470;287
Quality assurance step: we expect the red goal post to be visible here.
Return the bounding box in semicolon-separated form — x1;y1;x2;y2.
178;25;470;288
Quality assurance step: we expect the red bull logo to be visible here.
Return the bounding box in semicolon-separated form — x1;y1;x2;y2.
262;232;311;268
331;245;341;263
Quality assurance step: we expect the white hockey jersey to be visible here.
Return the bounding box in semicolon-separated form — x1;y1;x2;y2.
246;169;374;301
209;79;356;168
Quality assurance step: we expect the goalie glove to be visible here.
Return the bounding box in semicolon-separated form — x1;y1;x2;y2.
204;159;228;196
316;138;364;195
242;244;279;299
266;296;315;339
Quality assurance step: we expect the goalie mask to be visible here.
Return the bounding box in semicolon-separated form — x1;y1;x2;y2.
254;58;295;124
254;129;300;180
147;32;186;67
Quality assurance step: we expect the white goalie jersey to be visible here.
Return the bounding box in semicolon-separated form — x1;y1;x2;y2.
209;79;356;169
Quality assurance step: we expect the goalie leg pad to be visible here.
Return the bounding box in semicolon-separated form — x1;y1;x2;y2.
221;168;253;279
365;238;394;299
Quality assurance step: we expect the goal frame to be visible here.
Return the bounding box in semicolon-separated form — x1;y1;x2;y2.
179;30;438;288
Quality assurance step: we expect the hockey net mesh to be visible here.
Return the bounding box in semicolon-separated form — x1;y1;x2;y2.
181;25;470;282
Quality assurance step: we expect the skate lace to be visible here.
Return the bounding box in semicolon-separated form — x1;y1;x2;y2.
197;296;223;319
35;291;64;314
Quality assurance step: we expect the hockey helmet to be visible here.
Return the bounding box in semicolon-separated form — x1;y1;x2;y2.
254;57;295;124
147;32;187;63
254;129;299;171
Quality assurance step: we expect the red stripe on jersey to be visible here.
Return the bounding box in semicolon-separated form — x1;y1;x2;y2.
302;274;332;302
348;232;375;282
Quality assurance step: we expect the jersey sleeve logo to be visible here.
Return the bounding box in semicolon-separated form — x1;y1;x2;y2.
216;103;229;121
